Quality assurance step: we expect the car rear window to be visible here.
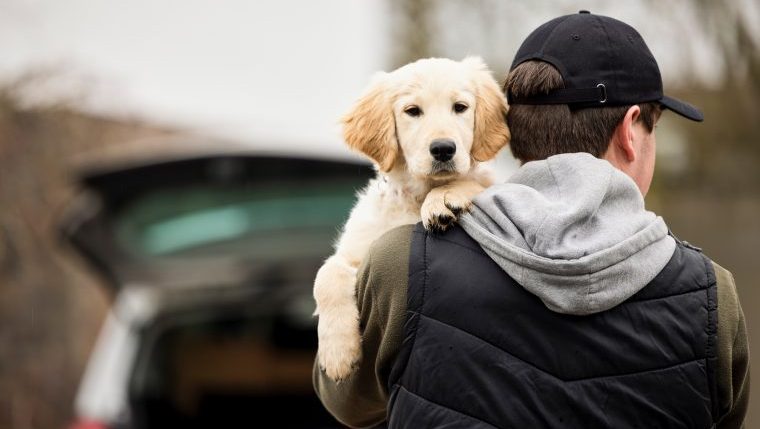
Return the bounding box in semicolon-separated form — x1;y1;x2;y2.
115;179;362;259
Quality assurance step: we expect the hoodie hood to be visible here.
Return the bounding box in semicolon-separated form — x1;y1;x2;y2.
459;153;675;315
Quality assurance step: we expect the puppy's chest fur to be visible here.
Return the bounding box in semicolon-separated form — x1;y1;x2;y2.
359;176;440;226
375;176;429;217
338;176;427;258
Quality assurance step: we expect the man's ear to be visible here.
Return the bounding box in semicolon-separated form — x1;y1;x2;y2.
341;72;398;172
612;105;641;162
463;56;510;162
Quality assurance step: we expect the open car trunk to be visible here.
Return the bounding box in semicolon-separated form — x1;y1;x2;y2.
60;147;372;428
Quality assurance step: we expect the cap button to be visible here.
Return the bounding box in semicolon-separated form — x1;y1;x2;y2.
579;10;591;14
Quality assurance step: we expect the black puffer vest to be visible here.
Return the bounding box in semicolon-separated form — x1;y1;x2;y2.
387;225;718;429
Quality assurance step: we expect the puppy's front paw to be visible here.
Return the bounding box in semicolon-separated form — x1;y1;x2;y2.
442;188;475;216
421;191;456;232
421;185;478;232
317;308;362;381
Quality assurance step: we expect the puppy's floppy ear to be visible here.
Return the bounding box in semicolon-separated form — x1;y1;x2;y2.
342;72;398;172
463;56;510;162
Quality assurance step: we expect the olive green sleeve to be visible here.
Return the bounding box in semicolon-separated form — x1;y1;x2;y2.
313;225;414;428
714;261;750;429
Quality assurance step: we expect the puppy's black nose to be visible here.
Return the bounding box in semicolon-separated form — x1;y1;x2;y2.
430;139;456;162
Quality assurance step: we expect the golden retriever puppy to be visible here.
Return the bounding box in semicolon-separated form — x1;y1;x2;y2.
314;57;509;381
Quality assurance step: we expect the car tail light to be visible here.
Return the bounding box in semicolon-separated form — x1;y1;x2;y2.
69;419;111;429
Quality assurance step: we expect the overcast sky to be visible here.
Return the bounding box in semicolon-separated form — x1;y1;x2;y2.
0;0;389;154
1;0;754;154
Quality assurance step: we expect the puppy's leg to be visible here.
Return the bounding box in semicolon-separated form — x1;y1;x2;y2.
313;254;362;381
421;178;486;231
313;178;417;380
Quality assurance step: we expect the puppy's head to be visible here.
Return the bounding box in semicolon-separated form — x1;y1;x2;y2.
342;57;509;179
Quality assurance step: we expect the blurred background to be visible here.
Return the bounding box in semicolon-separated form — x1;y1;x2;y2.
0;0;758;428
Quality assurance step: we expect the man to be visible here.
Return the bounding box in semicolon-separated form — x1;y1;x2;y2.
314;11;749;428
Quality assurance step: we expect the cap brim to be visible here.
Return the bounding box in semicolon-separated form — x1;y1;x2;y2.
660;95;703;122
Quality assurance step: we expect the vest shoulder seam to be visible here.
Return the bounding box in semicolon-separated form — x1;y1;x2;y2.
394;226;428;387
700;252;720;421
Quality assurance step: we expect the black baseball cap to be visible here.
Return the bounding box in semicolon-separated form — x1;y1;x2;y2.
508;11;703;122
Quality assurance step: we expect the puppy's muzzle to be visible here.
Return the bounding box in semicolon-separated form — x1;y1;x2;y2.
429;139;456;162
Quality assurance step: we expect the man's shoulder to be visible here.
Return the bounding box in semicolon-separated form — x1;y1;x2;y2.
365;224;417;269
711;260;740;317
711;260;736;288
707;259;750;427
672;237;736;297
355;224;416;302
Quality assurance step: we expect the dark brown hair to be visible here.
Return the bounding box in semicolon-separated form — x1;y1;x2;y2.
505;61;661;163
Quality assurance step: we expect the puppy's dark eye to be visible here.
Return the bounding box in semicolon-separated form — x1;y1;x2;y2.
453;102;469;113
404;106;422;117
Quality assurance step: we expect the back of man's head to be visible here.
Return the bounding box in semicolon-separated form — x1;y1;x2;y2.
504;11;702;164
505;61;660;163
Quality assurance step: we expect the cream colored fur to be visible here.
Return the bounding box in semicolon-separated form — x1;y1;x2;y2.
313;57;509;381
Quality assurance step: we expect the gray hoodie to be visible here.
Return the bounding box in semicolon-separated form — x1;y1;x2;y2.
459;152;676;316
